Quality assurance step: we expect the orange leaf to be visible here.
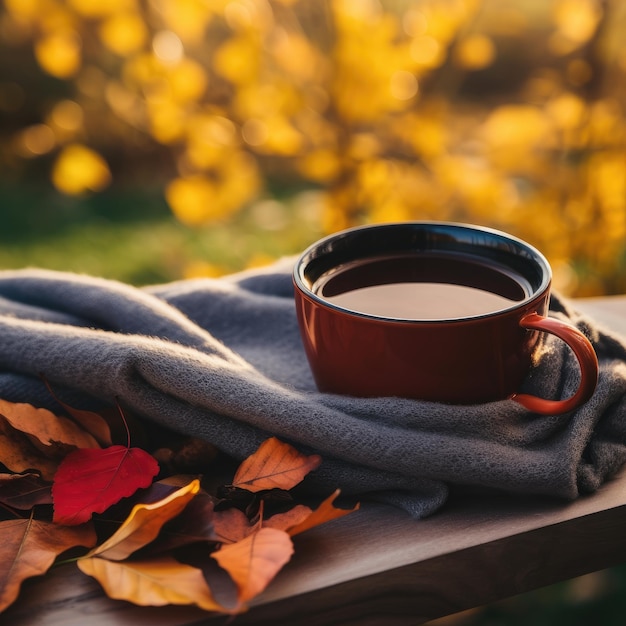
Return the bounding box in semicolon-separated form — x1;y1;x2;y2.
41;379;113;447
284;489;359;537
262;504;313;532
0;517;96;611
77;555;226;612
0;417;59;481
52;446;160;525
232;437;321;493
86;479;200;561
212;507;255;544
212;527;293;605
0;398;100;452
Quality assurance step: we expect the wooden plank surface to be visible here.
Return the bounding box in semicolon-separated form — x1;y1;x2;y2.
5;296;626;626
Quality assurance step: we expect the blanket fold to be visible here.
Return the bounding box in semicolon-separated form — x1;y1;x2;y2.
1;259;626;518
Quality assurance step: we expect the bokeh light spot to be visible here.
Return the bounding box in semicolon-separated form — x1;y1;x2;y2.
18;124;55;156
390;70;418;100
153;30;184;65
52;144;112;195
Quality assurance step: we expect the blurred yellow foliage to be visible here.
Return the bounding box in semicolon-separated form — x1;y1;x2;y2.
99;11;148;56
454;35;496;70
34;31;81;78
2;0;626;295
52;144;111;195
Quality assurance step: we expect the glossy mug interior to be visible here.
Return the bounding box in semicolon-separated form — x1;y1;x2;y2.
292;222;599;415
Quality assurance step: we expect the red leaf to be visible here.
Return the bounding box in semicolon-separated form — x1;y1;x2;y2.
52;446;159;526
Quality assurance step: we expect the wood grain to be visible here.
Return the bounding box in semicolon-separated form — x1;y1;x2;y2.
4;296;626;626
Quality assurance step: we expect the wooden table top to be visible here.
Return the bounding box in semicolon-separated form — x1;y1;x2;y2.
5;295;626;626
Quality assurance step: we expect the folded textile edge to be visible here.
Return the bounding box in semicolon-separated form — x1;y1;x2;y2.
0;261;625;519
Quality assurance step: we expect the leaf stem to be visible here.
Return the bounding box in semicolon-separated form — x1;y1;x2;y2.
52;555;84;568
115;396;131;449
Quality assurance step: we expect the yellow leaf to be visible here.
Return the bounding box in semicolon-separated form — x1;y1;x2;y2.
52;144;111;195
212;528;293;604
77;555;224;611
86;479;201;561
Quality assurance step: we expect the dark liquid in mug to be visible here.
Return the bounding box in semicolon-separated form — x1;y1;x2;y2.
313;252;531;320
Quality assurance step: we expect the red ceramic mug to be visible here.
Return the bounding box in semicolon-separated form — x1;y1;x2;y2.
292;222;598;415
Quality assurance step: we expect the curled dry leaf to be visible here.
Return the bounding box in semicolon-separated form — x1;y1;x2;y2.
0;417;59;481
0;424;358;617
283;489;359;536
77;555;226;612
0;516;96;611
262;490;359;536
87;479;201;561
52;446;160;525
232;437;321;493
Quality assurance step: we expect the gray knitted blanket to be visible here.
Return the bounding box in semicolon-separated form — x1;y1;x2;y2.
1;259;626;518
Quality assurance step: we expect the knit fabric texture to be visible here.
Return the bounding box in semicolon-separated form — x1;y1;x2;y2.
1;260;626;518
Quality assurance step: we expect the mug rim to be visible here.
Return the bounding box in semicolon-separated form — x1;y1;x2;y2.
293;221;553;324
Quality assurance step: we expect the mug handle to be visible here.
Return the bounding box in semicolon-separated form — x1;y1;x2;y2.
511;312;599;415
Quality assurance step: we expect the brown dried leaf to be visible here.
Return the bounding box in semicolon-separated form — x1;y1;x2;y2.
212;507;255;544
41;379;113;447
0;398;100;453
0;472;52;510
0;517;96;611
262;504;313;532
232;437;321;493
0;417;59;481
